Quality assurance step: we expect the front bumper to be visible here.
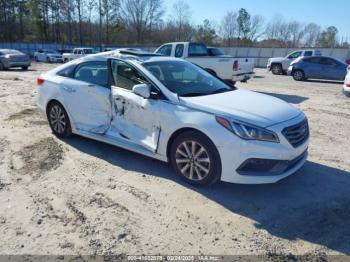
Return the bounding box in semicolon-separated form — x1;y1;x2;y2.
49;57;63;63
4;61;31;68
287;66;293;75
217;113;309;184
232;72;255;82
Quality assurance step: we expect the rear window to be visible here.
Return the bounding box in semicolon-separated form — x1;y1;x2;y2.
1;49;22;55
188;43;208;57
304;51;313;57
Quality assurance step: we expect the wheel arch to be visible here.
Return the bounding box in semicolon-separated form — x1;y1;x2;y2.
166;127;216;161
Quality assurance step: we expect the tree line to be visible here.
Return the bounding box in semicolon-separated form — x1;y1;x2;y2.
0;0;348;48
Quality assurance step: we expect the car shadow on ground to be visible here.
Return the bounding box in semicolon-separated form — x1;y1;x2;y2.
5;68;36;72
258;92;309;104
63;136;350;255
305;79;344;85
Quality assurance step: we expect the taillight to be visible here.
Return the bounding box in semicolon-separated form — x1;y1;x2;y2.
346;60;350;65
233;60;238;71
37;77;45;86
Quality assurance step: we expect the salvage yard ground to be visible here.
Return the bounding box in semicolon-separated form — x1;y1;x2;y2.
0;63;349;258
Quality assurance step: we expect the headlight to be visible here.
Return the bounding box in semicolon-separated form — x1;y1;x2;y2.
216;116;279;143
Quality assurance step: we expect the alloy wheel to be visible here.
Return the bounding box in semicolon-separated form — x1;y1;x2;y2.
175;140;211;181
49;105;66;134
293;71;304;81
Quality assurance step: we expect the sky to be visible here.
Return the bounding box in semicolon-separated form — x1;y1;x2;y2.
164;0;350;41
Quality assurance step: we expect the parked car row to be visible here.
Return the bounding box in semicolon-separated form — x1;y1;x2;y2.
268;49;349;98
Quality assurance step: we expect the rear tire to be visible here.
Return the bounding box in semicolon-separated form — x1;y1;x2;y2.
22;66;28;70
170;131;221;186
35;56;39;62
0;62;4;71
271;64;283;75
47;102;72;138
292;70;305;81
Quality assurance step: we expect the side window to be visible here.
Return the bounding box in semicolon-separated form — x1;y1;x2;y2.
73;61;108;86
175;44;184;58
288;51;302;59
304;51;313;57
111;60;148;90
156;45;172;56
57;65;75;78
305;57;320;64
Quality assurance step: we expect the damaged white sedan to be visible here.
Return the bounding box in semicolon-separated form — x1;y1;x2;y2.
37;50;309;186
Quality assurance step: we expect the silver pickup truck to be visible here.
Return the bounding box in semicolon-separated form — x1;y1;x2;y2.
155;42;255;84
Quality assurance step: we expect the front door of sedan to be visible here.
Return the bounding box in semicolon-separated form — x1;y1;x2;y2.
108;59;161;152
60;61;112;133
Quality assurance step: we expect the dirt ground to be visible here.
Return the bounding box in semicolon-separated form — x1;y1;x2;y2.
0;63;349;258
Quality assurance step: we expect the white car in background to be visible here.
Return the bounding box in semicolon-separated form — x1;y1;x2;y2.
34;49;63;63
37;49;309;186
344;66;350;97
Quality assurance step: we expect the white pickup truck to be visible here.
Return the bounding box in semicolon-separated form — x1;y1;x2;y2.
267;49;321;75
155;42;255;84
62;48;94;62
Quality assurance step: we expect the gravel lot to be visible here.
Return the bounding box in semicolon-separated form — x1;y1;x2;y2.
0;63;349;258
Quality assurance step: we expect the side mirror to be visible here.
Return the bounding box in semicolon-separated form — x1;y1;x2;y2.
132;83;151;99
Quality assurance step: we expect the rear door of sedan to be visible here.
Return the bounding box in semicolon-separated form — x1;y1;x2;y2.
59;61;112;133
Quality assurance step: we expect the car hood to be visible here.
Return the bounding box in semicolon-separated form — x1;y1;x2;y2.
269;57;286;63
179;89;301;127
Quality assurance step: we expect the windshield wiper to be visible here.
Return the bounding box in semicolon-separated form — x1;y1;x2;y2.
180;93;209;97
209;88;232;95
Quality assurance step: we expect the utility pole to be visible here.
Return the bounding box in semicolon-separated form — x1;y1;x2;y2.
99;0;102;51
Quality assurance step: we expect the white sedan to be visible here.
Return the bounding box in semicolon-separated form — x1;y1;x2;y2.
34;49;63;63
343;65;350;97
37;50;309;186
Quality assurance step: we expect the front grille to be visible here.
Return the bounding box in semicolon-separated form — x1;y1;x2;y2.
282;118;309;148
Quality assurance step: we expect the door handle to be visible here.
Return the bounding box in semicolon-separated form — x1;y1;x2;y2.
62;86;76;93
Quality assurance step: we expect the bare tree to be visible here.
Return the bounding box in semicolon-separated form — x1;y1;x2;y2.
303;23;321;47
168;0;193;41
120;0;164;43
220;11;238;46
248;15;264;42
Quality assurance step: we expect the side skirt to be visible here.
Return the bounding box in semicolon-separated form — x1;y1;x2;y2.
74;129;168;162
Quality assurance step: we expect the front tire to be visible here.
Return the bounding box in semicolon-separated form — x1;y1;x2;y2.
47;102;72;138
271;64;283;75
292;70;305;81
170;131;221;186
0;62;4;71
22;66;28;70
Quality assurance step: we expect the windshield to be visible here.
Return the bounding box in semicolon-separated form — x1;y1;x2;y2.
84;49;94;54
209;48;224;56
143;60;234;97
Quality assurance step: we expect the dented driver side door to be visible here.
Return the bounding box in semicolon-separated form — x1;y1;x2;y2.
108;59;161;152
